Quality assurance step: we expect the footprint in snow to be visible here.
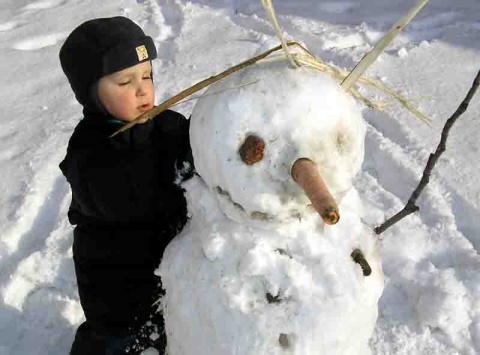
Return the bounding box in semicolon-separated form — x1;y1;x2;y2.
13;32;67;51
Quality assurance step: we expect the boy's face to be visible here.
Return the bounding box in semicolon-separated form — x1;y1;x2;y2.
97;61;154;121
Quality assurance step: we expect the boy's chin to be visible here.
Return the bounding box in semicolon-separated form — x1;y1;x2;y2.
120;113;142;122
113;108;153;122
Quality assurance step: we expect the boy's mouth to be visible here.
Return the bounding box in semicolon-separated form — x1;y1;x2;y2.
138;104;152;112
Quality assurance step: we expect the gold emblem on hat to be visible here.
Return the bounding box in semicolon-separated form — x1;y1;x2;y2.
135;45;149;61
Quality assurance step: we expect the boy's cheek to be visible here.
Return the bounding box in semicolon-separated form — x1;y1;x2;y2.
116;94;136;114
104;96;135;120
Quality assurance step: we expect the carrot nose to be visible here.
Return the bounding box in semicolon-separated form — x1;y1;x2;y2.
291;158;340;225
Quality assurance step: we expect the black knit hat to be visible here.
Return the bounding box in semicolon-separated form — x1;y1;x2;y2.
59;16;157;110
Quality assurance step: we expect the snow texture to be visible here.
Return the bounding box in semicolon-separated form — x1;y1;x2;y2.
160;178;384;355
0;0;479;354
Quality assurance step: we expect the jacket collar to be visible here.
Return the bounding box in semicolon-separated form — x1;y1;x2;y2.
82;108;155;146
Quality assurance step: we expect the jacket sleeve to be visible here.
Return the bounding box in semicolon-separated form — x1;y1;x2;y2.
59;127;102;225
176;116;195;182
158;110;195;183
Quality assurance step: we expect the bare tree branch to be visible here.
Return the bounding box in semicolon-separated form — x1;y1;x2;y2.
374;69;480;235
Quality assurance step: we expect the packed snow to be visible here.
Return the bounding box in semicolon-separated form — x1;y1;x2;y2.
160;63;383;354
0;0;479;354
160;178;384;355
190;63;366;220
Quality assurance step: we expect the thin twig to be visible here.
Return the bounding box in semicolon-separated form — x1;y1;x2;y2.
374;69;480;234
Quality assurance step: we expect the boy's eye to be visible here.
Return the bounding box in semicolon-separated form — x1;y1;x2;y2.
143;76;152;80
118;81;131;86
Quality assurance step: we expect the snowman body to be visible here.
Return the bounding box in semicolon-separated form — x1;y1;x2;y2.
159;62;384;355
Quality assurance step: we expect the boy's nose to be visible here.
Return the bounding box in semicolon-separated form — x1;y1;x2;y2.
137;82;148;96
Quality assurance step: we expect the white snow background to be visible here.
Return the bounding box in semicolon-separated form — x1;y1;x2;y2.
0;0;479;354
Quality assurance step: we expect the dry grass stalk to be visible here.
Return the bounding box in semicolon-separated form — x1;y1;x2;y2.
341;0;430;92
261;0;298;68
263;48;431;124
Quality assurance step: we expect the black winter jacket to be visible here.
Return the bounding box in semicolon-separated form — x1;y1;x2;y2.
60;109;193;336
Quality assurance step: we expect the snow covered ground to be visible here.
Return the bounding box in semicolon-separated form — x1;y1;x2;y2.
0;0;479;354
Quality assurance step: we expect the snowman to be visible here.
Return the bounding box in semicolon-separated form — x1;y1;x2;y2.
157;57;384;355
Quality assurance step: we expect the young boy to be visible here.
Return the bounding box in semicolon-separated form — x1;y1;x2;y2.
59;16;194;354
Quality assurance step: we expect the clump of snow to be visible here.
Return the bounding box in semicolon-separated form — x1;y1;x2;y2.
140;348;160;355
397;47;408;58
413;266;469;345
160;177;383;355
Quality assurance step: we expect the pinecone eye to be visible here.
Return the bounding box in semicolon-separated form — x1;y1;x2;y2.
239;134;265;165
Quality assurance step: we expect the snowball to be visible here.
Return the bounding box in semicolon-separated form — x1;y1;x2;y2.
190;61;365;223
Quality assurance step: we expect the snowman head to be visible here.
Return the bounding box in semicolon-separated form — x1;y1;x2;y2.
190;61;366;225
